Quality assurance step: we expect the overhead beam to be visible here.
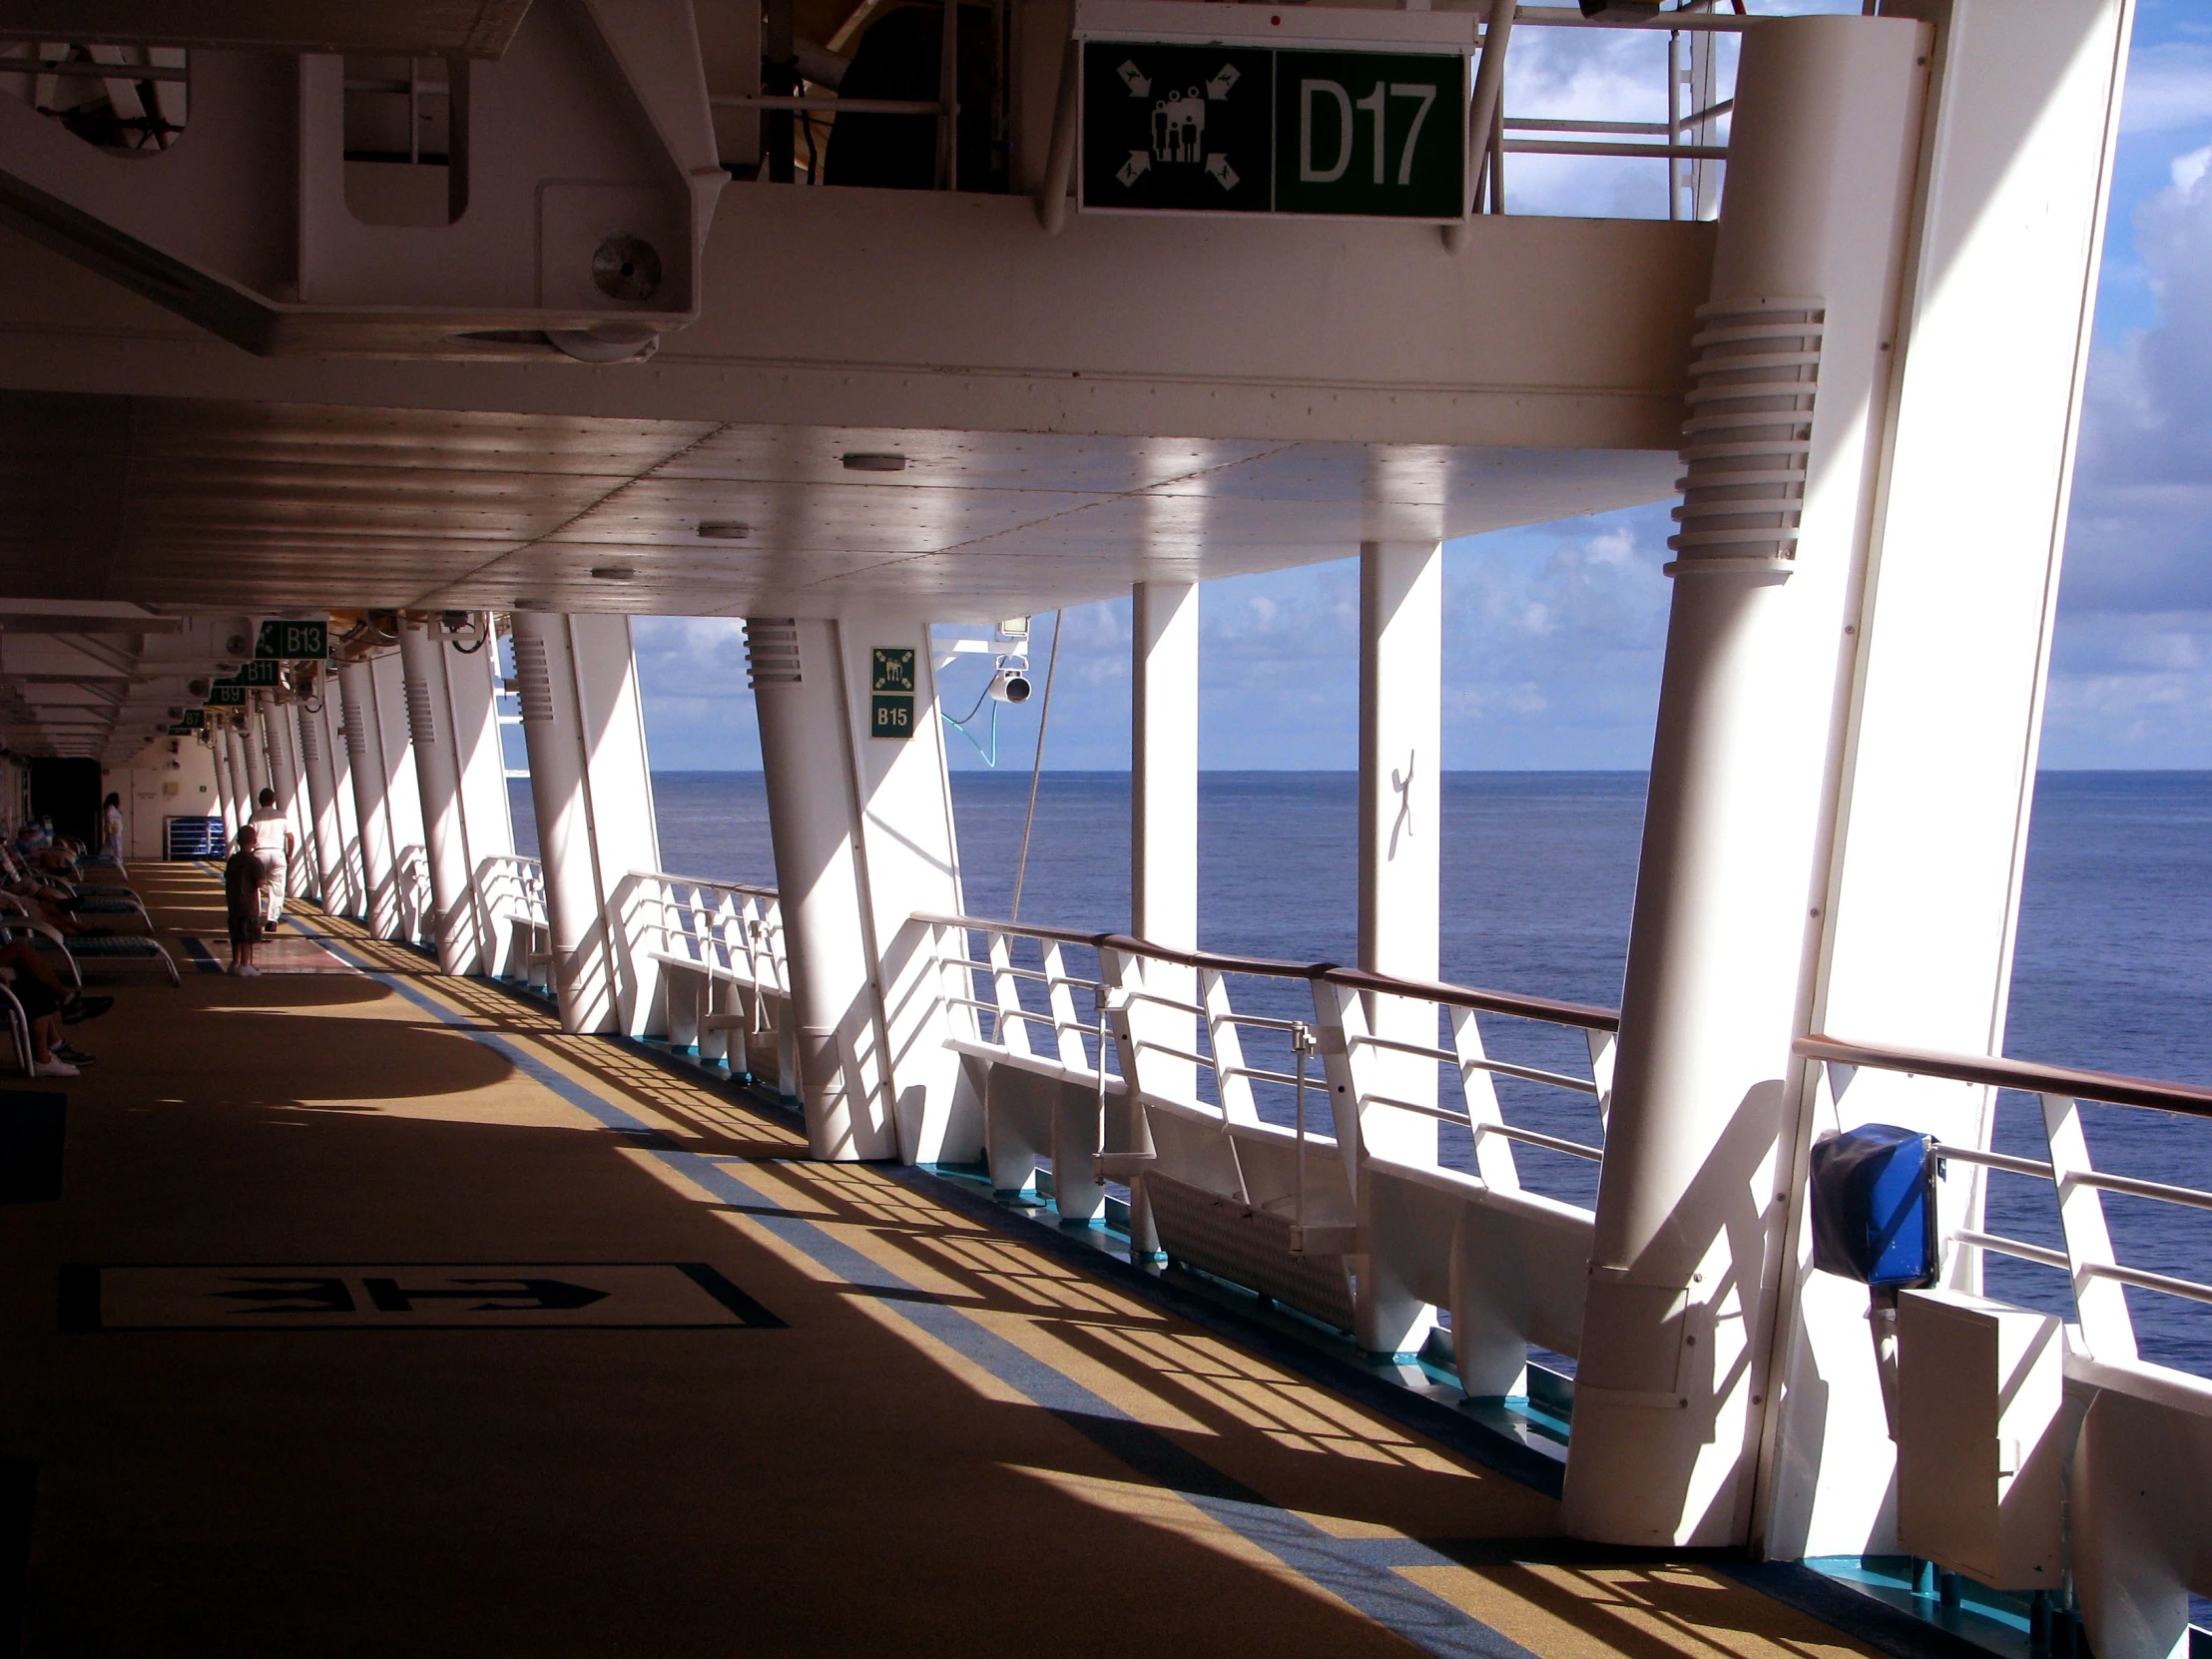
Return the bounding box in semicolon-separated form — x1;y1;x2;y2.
0;3;534;59
0;612;182;634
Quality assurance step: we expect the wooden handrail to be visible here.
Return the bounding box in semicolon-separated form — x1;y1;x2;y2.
913;911;1620;1033
1797;1033;2212;1122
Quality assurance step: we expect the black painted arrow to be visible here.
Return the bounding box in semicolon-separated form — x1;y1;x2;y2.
360;1277;610;1314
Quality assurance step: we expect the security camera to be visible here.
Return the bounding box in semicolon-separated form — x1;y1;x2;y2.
988;669;1032;705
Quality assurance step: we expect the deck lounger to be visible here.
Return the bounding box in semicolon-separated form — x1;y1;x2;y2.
4;927;178;988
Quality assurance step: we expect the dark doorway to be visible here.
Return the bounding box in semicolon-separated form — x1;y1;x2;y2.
28;759;101;846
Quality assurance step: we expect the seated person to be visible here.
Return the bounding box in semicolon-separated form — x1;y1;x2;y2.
0;935;110;1076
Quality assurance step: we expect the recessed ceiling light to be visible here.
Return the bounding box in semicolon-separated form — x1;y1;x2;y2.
590;566;637;582
841;451;906;472
512;597;548;610
697;521;751;541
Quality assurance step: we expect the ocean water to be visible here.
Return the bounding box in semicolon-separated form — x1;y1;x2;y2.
511;770;2212;1374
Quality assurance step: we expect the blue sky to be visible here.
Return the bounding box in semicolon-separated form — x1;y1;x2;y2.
636;3;2212;773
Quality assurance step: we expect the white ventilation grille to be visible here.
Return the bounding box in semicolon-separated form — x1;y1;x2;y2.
512;633;555;725
745;618;801;687
1669;297;1824;568
404;679;436;746
341;698;370;761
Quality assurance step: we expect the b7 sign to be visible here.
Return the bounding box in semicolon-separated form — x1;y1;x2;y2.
1078;27;1467;222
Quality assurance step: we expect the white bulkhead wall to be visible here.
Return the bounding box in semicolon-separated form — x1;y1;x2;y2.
1562;15;1933;1549
109;737;219;859
1758;0;2138;1561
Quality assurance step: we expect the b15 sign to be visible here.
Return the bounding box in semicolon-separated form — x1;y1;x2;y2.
1076;0;1471;223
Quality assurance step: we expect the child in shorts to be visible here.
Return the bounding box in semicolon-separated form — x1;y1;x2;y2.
226;824;267;978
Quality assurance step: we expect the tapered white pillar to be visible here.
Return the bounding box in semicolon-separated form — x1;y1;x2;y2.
337;659;401;939
398;617;481;974
1132;582;1199;953
320;690;365;915
241;700;272;802
1561;16;1929;1548
1354;541;1443;1357
263;695;313;900
566;613;660;1031
511;611;620;1034
445;619;516;969
1126;581;1200;1249
749;616;895;1160
296;683;351;915
225;726;255;836
211;729;240;840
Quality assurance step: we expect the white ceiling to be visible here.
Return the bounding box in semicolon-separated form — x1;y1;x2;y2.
0;390;1677;622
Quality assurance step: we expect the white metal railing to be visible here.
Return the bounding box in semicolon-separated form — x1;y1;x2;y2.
920;910;1615;1360
474;853;549;989
393;845;435;947
925;912;1614;1174
623;870;793;1087
1800;1035;2212;1376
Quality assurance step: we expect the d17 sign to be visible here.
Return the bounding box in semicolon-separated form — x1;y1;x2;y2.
1275;51;1464;221
1079;40;1465;221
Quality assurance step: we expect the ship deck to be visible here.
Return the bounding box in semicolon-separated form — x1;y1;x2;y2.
0;864;1898;1657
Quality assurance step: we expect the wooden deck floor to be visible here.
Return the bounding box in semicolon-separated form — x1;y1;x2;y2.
0;864;1896;1658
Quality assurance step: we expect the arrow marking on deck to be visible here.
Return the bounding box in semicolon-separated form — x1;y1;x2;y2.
362;1277;610;1314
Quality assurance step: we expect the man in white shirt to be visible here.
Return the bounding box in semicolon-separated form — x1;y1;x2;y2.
247;789;293;925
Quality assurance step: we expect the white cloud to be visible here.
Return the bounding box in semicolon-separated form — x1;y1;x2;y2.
2120;42;2212;135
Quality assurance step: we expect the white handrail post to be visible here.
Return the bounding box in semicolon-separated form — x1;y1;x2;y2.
1101;945;1160;1258
2041;1091;2137;1363
1203;968;1260;1127
985;929;1029;1059
1450;1005;1522;1193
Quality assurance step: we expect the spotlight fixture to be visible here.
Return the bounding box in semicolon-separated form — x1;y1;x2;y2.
697;521;752;541
988;667;1032;705
840;451;906;472
590;566;637;582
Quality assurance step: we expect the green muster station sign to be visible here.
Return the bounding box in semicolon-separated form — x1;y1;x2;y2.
1076;2;1469;222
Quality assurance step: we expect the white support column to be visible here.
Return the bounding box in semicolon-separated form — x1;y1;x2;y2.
337;659;401;939
1561;16;1930;1549
445;618;516;968
1354;540;1443;1358
369;651;426;883
566;613;661;1033
225;725;255;836
211;728;240;840
242;698;273;802
267;696;315;901
318;688;364;916
1756;0;2138;1562
296;682;350;915
750;616;896;1160
398;617;480;974
511;611;619;1034
1129;581;1200;1252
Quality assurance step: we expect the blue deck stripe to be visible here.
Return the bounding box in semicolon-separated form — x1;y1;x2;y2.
287;921;1536;1659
